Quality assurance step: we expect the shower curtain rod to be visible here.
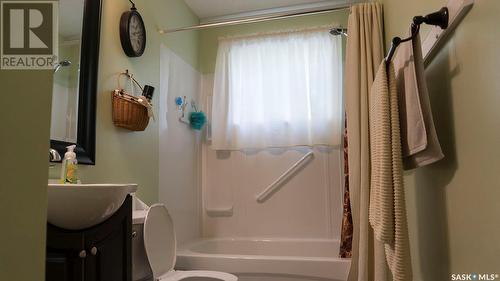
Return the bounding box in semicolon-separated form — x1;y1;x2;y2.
158;6;350;34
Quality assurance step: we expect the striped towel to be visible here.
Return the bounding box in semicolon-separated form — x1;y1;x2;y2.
369;61;412;281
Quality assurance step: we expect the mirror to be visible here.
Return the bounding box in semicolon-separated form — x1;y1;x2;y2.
50;0;101;165
51;0;83;144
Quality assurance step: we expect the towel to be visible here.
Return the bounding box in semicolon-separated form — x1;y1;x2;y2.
369;61;412;281
394;30;444;170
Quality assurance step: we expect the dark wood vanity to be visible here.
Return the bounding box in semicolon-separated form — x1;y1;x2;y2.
45;195;132;281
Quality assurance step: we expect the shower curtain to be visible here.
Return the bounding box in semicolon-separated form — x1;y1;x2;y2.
344;3;390;281
340;116;353;258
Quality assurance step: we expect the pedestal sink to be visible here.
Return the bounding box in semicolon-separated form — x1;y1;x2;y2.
47;183;138;230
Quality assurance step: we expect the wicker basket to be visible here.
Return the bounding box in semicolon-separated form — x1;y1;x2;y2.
112;89;150;131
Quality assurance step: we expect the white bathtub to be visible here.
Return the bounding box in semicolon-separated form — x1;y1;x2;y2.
176;238;351;281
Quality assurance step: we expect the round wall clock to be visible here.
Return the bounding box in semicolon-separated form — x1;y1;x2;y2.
120;4;146;57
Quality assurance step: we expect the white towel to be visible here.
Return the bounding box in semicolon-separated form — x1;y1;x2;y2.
394;30;444;170
369;61;412;281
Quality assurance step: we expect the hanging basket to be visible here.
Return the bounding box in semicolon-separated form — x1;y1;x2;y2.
112;90;150;131
111;71;151;131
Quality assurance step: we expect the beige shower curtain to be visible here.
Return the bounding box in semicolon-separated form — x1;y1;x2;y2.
344;3;390;281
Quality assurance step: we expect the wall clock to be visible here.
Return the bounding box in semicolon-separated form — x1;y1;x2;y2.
120;1;146;57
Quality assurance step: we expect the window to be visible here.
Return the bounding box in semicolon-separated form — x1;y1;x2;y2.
212;28;343;150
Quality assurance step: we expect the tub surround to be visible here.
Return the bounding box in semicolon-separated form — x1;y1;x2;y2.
158;46;202;246
198;9;349;242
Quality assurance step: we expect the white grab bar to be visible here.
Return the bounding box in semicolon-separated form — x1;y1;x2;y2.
256;151;314;203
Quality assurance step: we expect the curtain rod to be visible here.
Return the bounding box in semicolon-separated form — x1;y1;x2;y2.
158;6;350;34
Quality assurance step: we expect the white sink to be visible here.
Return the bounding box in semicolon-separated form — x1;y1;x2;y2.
47;183;138;230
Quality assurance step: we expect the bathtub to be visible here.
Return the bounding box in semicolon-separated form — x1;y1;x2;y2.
176;238;351;281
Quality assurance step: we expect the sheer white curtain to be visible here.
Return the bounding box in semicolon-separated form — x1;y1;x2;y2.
211;28;343;150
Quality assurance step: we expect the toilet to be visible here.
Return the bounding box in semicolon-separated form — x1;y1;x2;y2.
132;203;237;281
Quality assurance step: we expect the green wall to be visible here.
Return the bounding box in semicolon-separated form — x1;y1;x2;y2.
382;0;500;280
49;0;200;204
198;10;349;74
0;70;53;280
0;3;54;281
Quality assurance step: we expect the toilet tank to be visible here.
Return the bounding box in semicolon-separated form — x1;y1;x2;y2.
133;210;153;281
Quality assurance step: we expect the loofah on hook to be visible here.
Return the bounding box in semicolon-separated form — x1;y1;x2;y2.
189;111;207;130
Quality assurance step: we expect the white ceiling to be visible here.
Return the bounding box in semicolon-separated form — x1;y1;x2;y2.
183;0;349;22
59;0;84;40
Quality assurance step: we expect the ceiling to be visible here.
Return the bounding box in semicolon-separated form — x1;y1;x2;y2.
59;0;84;40
183;0;349;22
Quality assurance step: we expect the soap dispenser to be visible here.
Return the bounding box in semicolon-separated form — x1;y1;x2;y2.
60;145;78;184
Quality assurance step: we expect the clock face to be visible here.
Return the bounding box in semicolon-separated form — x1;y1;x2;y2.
129;14;145;53
120;10;146;57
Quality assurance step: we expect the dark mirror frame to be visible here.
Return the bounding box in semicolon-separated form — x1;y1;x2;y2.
51;0;102;165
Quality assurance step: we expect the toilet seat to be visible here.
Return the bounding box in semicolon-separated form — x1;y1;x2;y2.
144;204;237;281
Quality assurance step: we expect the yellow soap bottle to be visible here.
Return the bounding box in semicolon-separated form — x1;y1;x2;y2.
60;145;78;184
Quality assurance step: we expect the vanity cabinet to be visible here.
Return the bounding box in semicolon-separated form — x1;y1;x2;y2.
46;195;132;281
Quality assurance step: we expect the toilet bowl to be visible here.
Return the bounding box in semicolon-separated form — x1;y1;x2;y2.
142;204;237;281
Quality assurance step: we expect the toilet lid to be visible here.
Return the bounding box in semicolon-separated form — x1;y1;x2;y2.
144;204;177;278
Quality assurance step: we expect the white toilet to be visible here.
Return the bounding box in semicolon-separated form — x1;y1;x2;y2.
135;203;237;281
